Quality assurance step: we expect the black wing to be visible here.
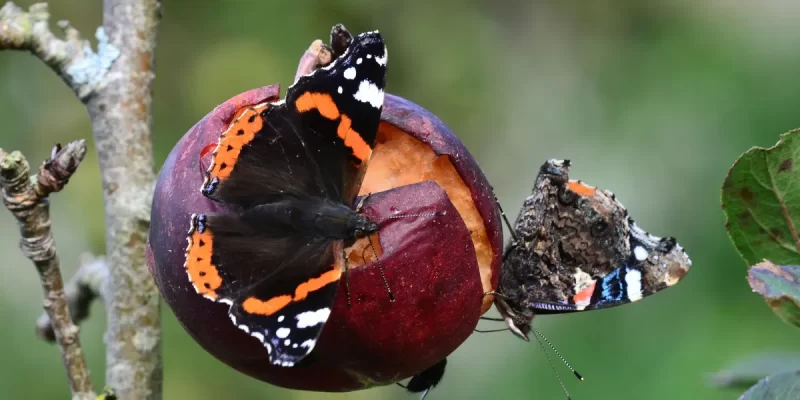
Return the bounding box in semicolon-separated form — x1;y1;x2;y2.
403;358;447;400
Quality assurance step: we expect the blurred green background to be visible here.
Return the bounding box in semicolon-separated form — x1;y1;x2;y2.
1;0;798;399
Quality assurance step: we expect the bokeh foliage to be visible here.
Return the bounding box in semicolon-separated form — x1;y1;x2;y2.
1;1;799;399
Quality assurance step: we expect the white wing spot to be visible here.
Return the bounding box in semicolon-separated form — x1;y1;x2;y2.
292;343;298;348
284;339;291;346
238;324;249;333
353;80;384;109
366;54;372;59
219;298;232;306
343;67;356;80
296;308;331;328
251;332;264;342
625;268;643;302
357;57;363;64
337;86;343;94
276;327;290;339
375;48;387;66
300;339;316;349
633;246;648;261
277;315;284;322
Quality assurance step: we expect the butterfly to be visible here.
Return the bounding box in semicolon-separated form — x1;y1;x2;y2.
494;158;692;340
183;29;387;367
417;159;692;398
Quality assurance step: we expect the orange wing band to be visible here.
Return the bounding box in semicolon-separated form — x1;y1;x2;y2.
242;264;342;316
206;103;270;183
184;216;224;300
567;180;597;197
572;280;597;306
295;92;372;162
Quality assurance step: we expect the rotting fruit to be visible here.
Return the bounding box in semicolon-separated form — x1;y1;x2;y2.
147;85;503;391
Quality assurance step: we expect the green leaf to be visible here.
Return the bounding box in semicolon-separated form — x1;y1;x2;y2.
739;370;800;400
710;352;800;390
748;261;800;328
722;129;800;266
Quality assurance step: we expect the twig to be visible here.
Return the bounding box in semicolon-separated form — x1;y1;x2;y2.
0;2;120;100
0;140;94;400
0;0;163;398
36;253;109;342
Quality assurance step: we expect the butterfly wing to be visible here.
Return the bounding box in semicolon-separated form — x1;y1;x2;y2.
284;29;387;205
405;358;448;395
200;102;324;207
184;212;335;366
201;30;387;207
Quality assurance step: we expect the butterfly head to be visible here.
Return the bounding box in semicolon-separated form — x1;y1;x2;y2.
349;214;381;239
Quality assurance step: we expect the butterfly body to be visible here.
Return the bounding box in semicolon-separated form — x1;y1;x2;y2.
240;197;379;240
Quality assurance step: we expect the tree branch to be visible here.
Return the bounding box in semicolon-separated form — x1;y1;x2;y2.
88;1;163;398
0;0;163;398
36;253;109;342
0;2;120;100
0;140;94;400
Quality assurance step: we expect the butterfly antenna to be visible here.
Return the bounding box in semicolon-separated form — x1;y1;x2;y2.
375;211;446;222
494;193;517;241
532;329;574;400
532;326;584;381
368;234;394;301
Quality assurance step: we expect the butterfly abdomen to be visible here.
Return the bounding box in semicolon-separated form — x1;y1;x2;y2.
244;198;377;240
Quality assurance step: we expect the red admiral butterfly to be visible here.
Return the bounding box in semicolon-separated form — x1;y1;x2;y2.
415;159;692;399
183;29;387;367
494;159;692;340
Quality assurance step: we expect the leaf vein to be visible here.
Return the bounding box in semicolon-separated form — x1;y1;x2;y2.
765;152;800;252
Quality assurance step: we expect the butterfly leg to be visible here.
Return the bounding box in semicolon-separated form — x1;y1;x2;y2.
482;290;510;299
355;192;371;212
475;315;510;333
366;234;395;302
356;192;395;302
342;244;352;307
